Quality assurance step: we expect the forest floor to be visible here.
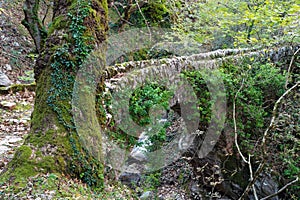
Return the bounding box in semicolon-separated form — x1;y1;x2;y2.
0;0;35;174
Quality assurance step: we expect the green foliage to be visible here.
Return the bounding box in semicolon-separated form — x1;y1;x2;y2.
18;70;35;83
131;0;171;28
141;171;161;191
109;0;171;31
129;83;173;151
129;83;172;126
179;59;285;153
221;60;285;150
105;83;173;151
181;71;212;129
146;122;170;152
168;0;300;49
106;129;138;148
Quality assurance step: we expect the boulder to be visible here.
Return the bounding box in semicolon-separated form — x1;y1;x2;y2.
140;191;153;200
118;171;141;188
4;64;12;71
0;101;16;110
253;173;279;200
0;72;12;86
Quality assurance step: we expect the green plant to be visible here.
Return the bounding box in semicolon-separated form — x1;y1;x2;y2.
129;83;172;126
141;171;162;192
222;61;285;151
168;0;300;49
18;70;35;83
129;83;173;151
181;70;212;129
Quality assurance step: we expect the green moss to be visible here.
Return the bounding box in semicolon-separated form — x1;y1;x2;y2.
39;156;56;171
28;130;72;154
12;145;32;165
48;16;68;35
14;103;32;111
0;146;35;187
0;142;71;188
0;83;36;95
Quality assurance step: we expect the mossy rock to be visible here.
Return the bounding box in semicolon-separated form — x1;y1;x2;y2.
0;83;36;94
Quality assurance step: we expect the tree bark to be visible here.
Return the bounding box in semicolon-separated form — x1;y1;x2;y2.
22;0;47;53
1;0;108;188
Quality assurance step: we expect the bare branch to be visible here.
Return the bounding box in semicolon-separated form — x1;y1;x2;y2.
248;155;259;200
285;48;300;89
233;78;247;163
134;0;151;41
261;81;299;156
239;81;299;199
260;177;299;200
114;0;147;32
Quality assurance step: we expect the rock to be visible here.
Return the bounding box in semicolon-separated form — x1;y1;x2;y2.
0;145;10;154
4;64;12;71
0;73;12;86
140;191;153;200
190;181;200;194
253;173;279;200
130;146;147;162
118;172;141;188
13;42;20;47
0;101;16;110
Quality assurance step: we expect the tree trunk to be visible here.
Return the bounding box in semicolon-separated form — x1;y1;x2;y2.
1;0;108;188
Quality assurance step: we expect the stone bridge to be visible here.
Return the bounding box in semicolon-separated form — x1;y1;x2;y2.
103;44;299;135
73;44;299;198
104;45;299;80
99;45;299;177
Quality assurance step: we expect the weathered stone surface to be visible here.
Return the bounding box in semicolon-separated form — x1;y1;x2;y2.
0;72;12;86
252;173;279;200
105;45;300;80
0;101;16;110
118;172;141;188
140;191;153;200
4;64;12;71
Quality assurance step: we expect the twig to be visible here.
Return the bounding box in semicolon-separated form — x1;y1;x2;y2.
261;81;299;156
233;77;258;200
285;48;300;89
134;0;152;41
112;3;133;26
248;154;259;200
260;177;299;200
233;78;247;163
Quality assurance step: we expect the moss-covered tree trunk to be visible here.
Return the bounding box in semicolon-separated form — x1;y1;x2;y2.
1;0;108;188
